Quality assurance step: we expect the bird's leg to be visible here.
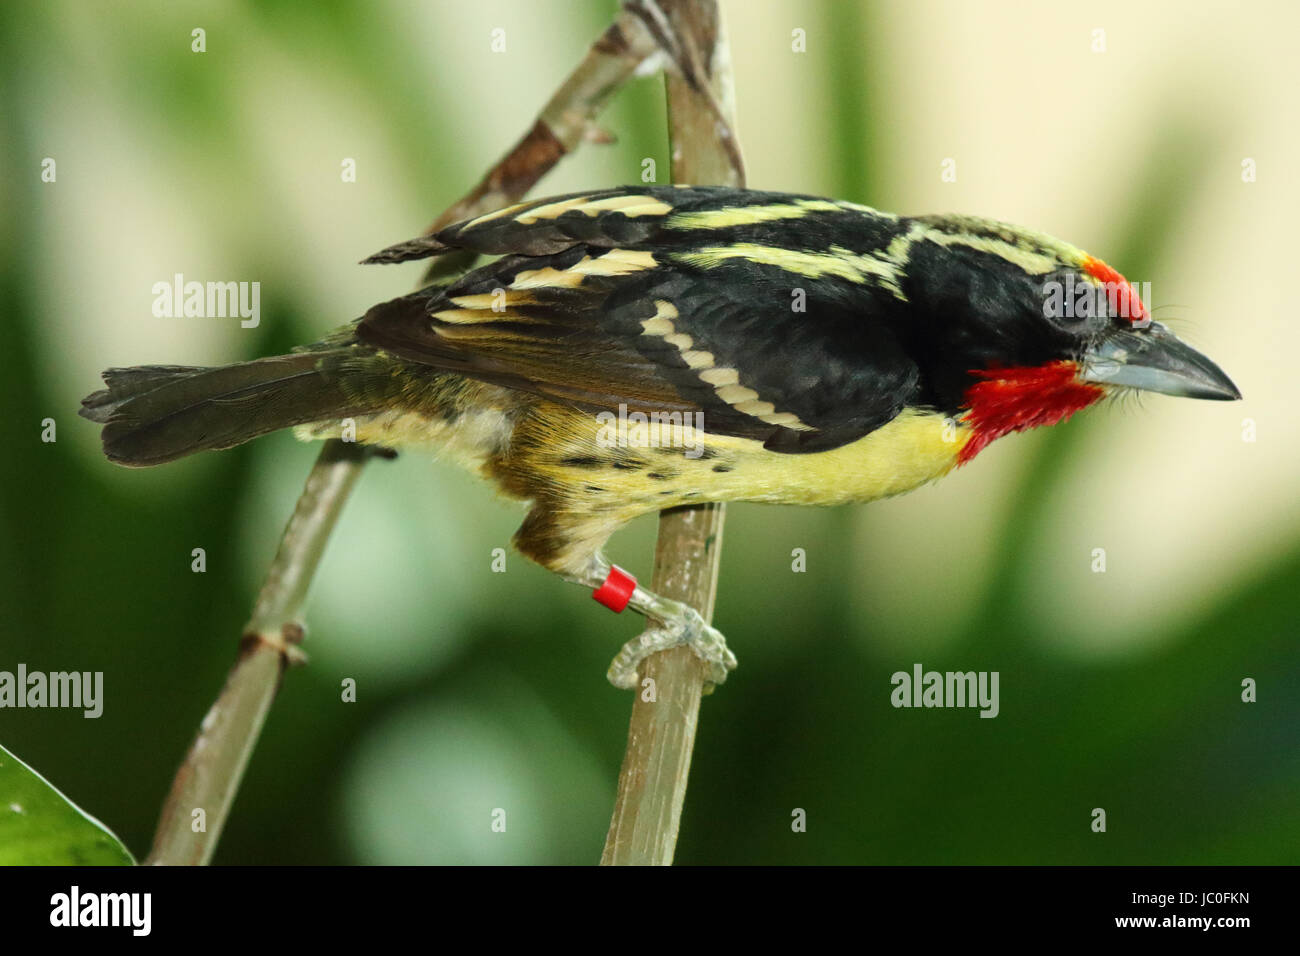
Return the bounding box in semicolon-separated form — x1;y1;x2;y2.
610;585;737;691
513;506;736;688
565;554;736;690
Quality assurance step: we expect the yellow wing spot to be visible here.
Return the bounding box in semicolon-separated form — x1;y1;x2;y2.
714;379;814;430
464;199;534;229
432;308;512;325
716;384;760;404
515;194;671;224
640;300;679;335
606;248;659;266
733;399;777;417
569;249;656;276
448;291;535;310
515;196;591;224
758;412;812;428
698;367;740;386
509;251;654;289
576;194;672;217
641;316;675;335
681;350;715;369
509;266;585;290
635;307;816;431
432;324;535;342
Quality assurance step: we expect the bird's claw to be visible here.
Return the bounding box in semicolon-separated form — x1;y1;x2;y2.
606;605;737;690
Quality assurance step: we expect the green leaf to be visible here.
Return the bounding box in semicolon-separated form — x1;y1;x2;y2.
0;743;134;865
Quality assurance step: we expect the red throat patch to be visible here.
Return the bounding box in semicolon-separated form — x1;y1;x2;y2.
957;361;1104;464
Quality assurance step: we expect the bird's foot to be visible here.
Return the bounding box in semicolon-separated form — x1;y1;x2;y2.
606;601;737;690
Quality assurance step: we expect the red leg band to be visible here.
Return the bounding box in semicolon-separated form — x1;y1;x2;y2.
592;565;636;612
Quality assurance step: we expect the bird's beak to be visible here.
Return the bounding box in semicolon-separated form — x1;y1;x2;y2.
1080;322;1242;400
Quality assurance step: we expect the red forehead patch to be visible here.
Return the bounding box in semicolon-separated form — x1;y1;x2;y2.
1081;255;1150;326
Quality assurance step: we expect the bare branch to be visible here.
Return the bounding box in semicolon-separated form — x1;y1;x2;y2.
145;8;660;866
147;440;373;865
421;8;659;238
602;0;745;867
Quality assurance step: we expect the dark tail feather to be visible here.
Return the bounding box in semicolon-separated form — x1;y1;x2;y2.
80;353;368;467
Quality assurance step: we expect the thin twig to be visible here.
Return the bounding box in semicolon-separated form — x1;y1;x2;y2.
146;440;372;865
421;5;660;279
145;8;660;866
601;0;744;867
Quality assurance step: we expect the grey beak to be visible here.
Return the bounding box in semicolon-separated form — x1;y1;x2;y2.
1081;322;1242;401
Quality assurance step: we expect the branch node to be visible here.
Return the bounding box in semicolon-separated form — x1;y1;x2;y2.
239;624;309;667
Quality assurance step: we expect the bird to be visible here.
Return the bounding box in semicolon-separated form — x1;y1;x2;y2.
80;185;1241;688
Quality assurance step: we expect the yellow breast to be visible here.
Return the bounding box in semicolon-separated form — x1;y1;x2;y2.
519;403;973;514
691;407;970;506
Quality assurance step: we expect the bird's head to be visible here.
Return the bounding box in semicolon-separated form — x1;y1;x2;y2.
898;215;1241;462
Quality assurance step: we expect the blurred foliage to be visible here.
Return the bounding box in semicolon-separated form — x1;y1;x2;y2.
0;744;134;865
0;0;1295;864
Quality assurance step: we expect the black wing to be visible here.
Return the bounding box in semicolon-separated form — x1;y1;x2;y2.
357;186;921;453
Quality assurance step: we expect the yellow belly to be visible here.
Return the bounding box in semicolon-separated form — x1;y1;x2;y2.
299;387;970;514
516;403;972;514
701;408;970;505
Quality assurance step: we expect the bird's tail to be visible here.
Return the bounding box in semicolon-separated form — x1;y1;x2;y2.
79;350;379;467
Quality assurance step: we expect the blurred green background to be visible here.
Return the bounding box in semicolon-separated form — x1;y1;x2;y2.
1;0;1296;864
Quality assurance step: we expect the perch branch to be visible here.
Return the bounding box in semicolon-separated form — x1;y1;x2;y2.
601;0;745;867
145;8;660;866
